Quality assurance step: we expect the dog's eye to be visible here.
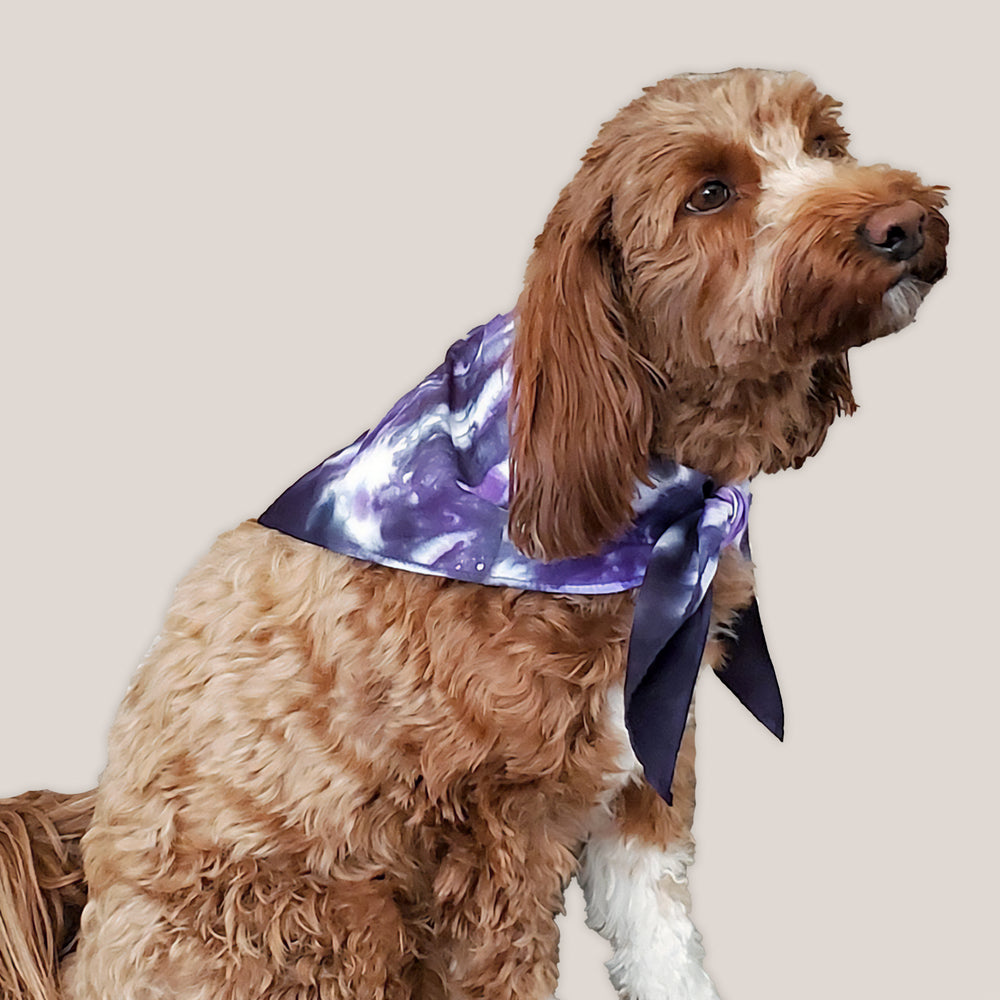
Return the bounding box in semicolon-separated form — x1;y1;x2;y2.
810;134;848;159
685;180;731;214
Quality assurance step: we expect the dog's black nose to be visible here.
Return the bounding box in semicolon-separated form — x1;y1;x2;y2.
860;200;926;261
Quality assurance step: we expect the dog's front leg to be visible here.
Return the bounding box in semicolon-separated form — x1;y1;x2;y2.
579;547;754;999
579;712;719;1000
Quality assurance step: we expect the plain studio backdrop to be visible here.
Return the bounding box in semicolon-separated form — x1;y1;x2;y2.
1;4;995;999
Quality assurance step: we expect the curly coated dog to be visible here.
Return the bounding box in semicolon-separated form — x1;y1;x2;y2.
0;68;948;1000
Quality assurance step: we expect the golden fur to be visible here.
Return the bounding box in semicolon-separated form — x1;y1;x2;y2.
0;69;947;999
0;792;92;999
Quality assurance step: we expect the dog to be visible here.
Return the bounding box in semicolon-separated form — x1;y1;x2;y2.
0;68;947;1000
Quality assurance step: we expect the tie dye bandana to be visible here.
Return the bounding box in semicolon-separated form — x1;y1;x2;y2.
260;313;783;802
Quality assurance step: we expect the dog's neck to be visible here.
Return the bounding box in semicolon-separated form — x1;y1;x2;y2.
650;356;856;483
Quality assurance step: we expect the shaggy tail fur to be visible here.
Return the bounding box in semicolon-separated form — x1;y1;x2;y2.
0;790;94;1000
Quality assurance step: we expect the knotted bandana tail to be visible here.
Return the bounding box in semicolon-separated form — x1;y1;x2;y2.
259;313;785;803
623;491;782;803
719;598;784;741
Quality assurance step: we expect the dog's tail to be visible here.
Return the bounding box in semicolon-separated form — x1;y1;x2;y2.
0;790;94;1000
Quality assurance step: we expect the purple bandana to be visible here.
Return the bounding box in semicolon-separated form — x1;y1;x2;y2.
260;313;783;802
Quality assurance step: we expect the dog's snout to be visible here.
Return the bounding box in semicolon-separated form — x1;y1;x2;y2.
860;200;927;262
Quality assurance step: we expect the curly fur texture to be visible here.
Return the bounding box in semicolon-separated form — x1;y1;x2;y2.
0;791;93;1000
0;69;947;999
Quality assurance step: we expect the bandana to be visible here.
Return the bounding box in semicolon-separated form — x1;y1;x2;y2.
260;313;783;803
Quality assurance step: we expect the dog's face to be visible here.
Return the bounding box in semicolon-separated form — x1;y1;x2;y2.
509;69;948;560
597;71;948;369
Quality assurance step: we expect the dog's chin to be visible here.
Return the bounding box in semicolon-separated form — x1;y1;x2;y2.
880;274;935;335
826;271;942;355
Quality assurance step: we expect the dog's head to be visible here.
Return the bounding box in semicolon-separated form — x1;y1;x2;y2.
509;69;948;560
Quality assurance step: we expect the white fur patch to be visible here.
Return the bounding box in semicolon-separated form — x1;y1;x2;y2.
593;683;644;813
740;133;842;324
580;689;718;1000
882;276;931;332
579;831;719;1000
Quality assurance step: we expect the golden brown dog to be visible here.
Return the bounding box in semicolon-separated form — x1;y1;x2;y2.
0;68;947;1000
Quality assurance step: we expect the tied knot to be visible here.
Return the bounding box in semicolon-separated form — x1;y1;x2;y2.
705;481;751;551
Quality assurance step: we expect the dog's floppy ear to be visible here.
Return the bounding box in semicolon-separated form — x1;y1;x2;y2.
509;165;654;561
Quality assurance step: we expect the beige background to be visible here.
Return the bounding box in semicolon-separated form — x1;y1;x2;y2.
1;3;995;998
